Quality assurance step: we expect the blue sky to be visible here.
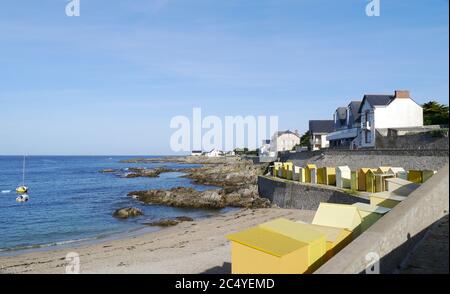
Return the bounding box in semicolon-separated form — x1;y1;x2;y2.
0;0;448;155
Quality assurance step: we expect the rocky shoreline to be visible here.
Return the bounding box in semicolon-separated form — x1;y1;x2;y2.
116;156;271;211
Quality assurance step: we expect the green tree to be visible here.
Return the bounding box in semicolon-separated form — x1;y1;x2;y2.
300;131;311;147
423;101;449;125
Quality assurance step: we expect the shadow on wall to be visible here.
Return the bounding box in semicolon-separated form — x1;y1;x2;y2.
394;214;449;274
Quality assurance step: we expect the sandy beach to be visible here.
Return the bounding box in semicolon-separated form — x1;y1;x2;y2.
0;208;315;274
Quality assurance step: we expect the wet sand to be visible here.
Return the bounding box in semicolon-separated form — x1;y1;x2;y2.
0;208;315;274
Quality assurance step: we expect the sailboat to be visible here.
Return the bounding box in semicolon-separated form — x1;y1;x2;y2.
16;156;28;194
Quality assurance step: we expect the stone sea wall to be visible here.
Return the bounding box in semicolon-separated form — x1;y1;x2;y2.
258;175;368;210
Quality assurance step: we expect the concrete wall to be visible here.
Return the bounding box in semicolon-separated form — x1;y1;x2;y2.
279;149;449;171
315;164;449;274
375;130;449;150
258;176;369;210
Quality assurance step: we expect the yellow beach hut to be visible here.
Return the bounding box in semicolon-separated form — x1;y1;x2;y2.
336;166;352;189
227;227;309;274
282;162;294;180
311;203;363;258
293;166;306;182
407;170;422;184
307;224;353;259
357;168;372;191
259;218;326;272
365;169;377;193
352;202;391;232
374;168;395;193
305;164;317;184
317;167;336;186
273;162;283;177
388;167;407;180
312;203;363;232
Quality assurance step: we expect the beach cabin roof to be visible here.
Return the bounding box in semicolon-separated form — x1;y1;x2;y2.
358;168;374;174
377;167;392;174
307;224;349;243
259;218;325;244
385;177;413;186
370;192;407;202
389;167;406;174
352;202;391;215
337;166;351;172
306;164;317;169
312;203;362;231
227;227;307;257
385;178;420;196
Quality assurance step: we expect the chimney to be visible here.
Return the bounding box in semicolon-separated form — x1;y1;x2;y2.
395;90;410;99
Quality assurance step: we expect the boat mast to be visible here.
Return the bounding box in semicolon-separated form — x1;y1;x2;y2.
22;155;25;186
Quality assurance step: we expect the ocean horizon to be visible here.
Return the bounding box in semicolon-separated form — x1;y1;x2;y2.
0;156;230;254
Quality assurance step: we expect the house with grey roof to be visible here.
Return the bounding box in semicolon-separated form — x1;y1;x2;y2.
309;120;334;150
327;90;424;149
327;101;362;149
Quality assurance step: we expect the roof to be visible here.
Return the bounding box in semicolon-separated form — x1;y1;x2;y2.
335;107;347;121
275;130;300;138
348;101;362;121
312;203;362;231
370;192;407;202
307;224;348;242
309;120;334;134
352;202;391;215
226;227;307;257
359;94;395;113
259;218;326;244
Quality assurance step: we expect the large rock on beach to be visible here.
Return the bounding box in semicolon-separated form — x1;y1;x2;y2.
113;207;143;219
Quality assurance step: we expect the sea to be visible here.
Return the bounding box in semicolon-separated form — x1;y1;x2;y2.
0;156;231;254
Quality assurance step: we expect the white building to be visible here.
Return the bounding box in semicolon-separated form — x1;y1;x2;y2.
327;90;424;149
259;139;271;155
309;120;334;151
358;90;423;148
270;130;301;152
205;149;224;157
191;150;202;156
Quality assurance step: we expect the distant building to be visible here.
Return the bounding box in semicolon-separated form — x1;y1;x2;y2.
205;149;224;157
270;130;301;152
191;150;203;156
259;139;271;155
327;90;424;149
327;101;362;149
309;120;334;151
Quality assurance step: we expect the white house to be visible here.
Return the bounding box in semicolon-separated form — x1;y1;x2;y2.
206;149;224;157
191;150;202;157
270;130;301;152
309;120;334;151
326;90;424;149
358;90;423;148
259;139;271;155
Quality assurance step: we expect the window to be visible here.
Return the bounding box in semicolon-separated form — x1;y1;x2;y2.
365;131;372;144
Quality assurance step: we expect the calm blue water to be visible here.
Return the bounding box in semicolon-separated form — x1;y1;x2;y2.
0;156;229;253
